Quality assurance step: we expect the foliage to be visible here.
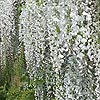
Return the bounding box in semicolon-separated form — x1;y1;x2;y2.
0;86;6;100
6;87;35;100
0;72;35;100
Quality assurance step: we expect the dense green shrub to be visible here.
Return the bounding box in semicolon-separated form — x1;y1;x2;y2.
6;87;35;100
0;72;35;100
0;86;6;100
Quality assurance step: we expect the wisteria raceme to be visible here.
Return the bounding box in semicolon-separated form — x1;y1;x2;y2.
0;0;100;100
19;0;100;100
0;0;15;86
0;0;25;87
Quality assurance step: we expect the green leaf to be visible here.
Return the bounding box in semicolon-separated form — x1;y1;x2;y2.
36;0;44;6
77;31;83;37
18;5;22;16
55;24;60;33
34;78;45;86
97;32;100;44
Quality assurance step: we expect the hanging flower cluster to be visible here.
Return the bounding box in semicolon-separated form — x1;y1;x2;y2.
0;0;15;67
0;0;99;100
19;0;100;100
